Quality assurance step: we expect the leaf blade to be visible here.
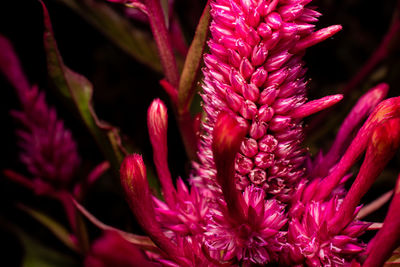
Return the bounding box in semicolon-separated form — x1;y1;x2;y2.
177;1;211;112
52;0;162;72
18;204;79;253
41;1;125;171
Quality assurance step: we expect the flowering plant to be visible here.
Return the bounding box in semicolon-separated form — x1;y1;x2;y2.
1;0;400;266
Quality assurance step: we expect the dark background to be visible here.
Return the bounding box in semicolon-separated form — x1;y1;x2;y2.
0;0;399;265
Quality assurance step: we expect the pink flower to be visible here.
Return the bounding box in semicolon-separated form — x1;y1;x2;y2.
11;85;80;187
114;1;400;266
194;0;342;202
285;197;369;267
205;185;287;264
0;35;80;188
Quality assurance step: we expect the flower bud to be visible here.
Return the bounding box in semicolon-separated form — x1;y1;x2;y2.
120;154;182;261
212;112;248;221
147;99;175;207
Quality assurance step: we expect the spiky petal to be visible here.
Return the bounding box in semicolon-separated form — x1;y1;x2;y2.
121;154;218;266
312;83;389;178
286;197;368;266
312;96;400;202
205;185;287;264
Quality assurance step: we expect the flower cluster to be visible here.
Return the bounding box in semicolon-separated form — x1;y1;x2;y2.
2;0;400;266
116;0;400;266
0;35;80;190
195;0;342;202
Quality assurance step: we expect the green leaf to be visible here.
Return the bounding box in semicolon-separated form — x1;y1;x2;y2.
177;1;210;113
41;1;125;172
18;204;79;253
73;199;158;252
51;0;162;72
160;0;170;29
20;234;78;267
41;1;160;192
2;222;79;267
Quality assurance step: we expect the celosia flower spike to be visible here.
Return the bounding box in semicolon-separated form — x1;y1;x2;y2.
196;0;343;201
0;35;80;187
330;118;400;234
147;99;176;207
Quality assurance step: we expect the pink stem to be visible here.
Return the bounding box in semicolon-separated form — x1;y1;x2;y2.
159;79;178;105
3;169;35;190
4;170;81;247
363;175;400;267
143;0;179;88
329;118;400;233
177;109;198;161
55;191;78;234
147;99;177;207
357;190;393;219
73;161;111;199
212;113;248;222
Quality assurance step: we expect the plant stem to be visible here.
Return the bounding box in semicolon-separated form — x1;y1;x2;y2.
144;0;179;87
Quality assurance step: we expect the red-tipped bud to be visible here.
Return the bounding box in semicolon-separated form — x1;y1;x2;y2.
120;154;152;217
148;99;168;144
370;118;400;154
147;99;175;207
120;154;182;262
212;112;248;222
213;113;248;159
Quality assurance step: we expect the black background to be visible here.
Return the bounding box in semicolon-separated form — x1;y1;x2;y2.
0;0;399;265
